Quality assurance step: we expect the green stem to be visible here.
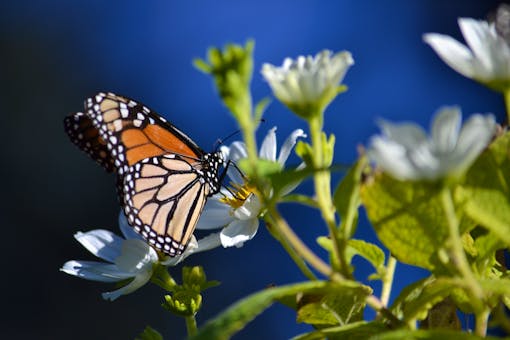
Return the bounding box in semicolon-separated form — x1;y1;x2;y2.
185;315;198;336
265;215;318;281
150;264;176;292
267;205;336;279
503;88;510;124
380;256;397;307
440;187;487;335
309;116;345;275
474;309;489;337
365;295;402;328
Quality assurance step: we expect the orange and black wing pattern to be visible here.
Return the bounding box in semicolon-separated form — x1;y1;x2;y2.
65;92;224;256
64;112;115;172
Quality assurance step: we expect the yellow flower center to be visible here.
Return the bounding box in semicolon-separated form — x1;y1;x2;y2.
220;182;257;209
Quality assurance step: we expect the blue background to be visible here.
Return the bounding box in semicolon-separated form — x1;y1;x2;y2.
1;1;505;339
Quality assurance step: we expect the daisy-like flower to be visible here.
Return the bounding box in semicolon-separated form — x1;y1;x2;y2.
195;127;306;247
261;50;354;118
61;212;215;300
424;14;510;90
367;107;496;181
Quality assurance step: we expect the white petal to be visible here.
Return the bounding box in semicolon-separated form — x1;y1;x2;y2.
278;129;306;165
101;271;152;301
220;218;259;248
233;194;261;220
377;120;428;148
228;141;248;163
74;230;123;263
368;137;417;180
454;113;496;166
114;239;158;273
118;211;144;241
260;127;277;161
424;33;476;78
458;18;495;73
195;197;234;230
196;232;223;252
431;107;461;153
60;260;132;282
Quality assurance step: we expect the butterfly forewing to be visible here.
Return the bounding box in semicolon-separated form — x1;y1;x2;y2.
65;92;224;256
64;112;115;172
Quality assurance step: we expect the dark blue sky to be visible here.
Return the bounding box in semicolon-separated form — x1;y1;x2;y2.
0;1;504;339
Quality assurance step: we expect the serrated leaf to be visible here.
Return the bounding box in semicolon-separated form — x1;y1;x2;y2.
291;321;388;340
333;157;366;238
190;281;338;340
135;326;163;340
457;132;510;246
346;239;385;273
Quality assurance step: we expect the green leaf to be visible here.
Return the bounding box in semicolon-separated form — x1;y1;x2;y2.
368;329;495;340
345;239;386;276
190;281;369;340
333;157;366;239
135;326;163;340
361;173;452;271
456;132;510;247
391;277;455;323
291;321;388;340
296;283;372;326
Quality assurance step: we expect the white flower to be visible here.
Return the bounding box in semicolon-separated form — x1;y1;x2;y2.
424;17;510;87
196;127;306;247
61;212;202;300
367;107;496;181
261;50;354;116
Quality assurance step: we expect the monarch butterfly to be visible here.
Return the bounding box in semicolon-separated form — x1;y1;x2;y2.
65;92;225;256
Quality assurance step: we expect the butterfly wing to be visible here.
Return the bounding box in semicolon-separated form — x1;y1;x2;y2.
123;155;210;255
72;92;222;256
64;112;115;172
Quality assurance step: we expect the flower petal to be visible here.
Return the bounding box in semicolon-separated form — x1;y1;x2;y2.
101;271;152;301
278;129;306;165
60;260;133;282
118;211;144;241
114;239;158;273
260;127;277;161
220;218;259;248
196;197;234;230
228;141;248;162
74;229;123;263
233;194;261;220
424;33;476;78
431;107;461;153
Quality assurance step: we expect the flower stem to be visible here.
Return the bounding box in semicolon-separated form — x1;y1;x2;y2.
308;115;345;275
380;255;397;307
267;205;336;279
185;315;198;336
440;187;487;335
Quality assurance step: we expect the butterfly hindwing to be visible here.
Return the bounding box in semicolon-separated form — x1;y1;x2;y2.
122;155;210;256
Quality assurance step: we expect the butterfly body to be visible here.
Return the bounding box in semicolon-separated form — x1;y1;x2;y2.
65;92;224;256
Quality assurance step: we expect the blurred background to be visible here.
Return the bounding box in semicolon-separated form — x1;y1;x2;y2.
1;1;505;339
